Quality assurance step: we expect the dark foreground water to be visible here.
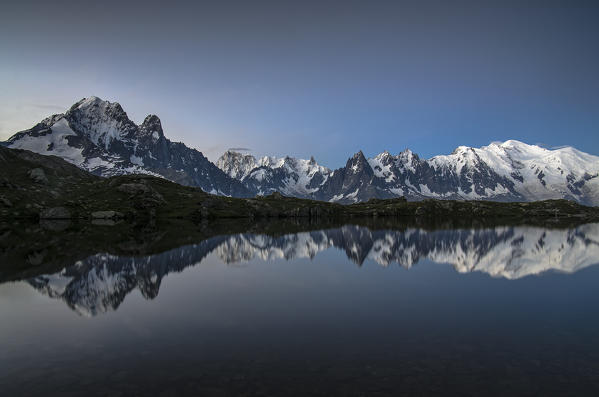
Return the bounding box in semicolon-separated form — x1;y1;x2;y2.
1;222;599;396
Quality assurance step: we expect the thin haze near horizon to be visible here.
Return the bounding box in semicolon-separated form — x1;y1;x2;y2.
1;0;598;167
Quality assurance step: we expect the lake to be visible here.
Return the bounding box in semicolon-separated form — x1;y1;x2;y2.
1;221;599;396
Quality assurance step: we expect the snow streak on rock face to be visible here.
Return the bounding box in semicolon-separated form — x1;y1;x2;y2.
27;224;599;316
6;97;250;197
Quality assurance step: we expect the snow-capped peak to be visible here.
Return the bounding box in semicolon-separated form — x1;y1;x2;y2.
64;96;136;150
216;150;258;180
140;114;164;141
346;150;369;173
74;96;104;109
374;150;392;161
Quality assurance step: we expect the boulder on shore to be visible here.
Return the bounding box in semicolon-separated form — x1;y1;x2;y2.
28;168;48;184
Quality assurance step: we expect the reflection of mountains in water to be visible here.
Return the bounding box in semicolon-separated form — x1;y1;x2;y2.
29;224;599;316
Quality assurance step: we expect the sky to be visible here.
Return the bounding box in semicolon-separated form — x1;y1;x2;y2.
1;0;598;167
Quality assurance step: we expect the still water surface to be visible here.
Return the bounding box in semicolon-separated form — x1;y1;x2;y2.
1;222;599;396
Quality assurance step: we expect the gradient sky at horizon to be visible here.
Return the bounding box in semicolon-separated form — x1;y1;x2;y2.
1;0;598;166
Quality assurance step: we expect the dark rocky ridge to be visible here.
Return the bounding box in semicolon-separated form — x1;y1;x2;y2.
313;150;396;202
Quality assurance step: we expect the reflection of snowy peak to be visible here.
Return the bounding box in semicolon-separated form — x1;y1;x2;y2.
216;232;332;262
365;224;599;279
6;97;250;197
439;225;599;279
212;225;599;277
217;141;599;204
28;236;228;316
28;224;599;316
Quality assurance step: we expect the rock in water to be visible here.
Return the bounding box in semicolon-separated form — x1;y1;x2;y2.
0;196;12;207
40;207;71;219
91;211;124;219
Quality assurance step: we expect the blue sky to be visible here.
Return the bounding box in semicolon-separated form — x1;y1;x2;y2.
1;0;598;167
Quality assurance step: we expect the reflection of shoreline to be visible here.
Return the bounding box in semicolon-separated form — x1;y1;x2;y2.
26;224;599;316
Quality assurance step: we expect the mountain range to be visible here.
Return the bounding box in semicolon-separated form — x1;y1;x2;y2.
217;142;599;205
4;96;598;205
25;223;599;316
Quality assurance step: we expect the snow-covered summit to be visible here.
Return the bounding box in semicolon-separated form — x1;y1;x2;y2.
424;140;599;204
216;150;258;180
